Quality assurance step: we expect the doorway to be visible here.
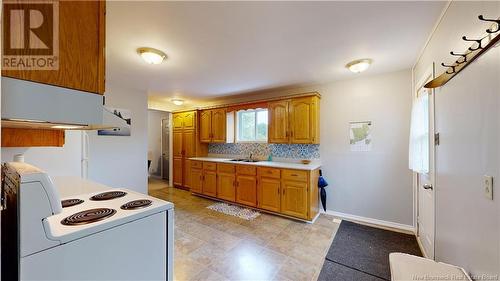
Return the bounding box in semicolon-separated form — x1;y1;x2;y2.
161;118;170;181
413;66;436;259
147;109;171;189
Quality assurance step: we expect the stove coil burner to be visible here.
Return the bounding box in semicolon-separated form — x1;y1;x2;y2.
61;199;84;208
120;199;153;210
90;191;127;201
61;208;116;226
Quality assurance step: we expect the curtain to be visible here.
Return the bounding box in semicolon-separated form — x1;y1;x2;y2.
409;90;430;173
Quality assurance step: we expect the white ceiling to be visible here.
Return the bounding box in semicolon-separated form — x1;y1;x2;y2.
106;1;445;108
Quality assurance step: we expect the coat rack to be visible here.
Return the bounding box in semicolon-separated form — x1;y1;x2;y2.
424;15;500;89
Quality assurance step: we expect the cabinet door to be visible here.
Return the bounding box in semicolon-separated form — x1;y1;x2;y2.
289;97;316;144
236;175;257;207
258;177;281;212
199;110;212;143
268;100;289;143
211;108;226;143
173;131;183;158
184;159;192;189
183;130;196;158
217;173;236;202
173;113;184;131
281;180;308;219
2;1;106;94
183;111;197;130
173;157;183;186
202;170;217;197
190;169;203;193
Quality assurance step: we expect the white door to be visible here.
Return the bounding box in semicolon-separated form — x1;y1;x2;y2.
415;68;436;259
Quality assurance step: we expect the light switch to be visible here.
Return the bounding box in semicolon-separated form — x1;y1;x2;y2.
484;175;493;200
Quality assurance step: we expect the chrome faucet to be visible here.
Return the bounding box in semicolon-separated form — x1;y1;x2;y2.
248;153;253;161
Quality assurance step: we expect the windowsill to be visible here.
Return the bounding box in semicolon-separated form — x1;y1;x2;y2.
235;141;268;144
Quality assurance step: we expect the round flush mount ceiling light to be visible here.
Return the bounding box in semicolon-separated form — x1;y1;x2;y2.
346;58;372;73
171;98;184;106
137;47;167;64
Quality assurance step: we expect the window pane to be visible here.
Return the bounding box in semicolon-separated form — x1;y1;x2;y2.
256;110;268;141
239;111;255;141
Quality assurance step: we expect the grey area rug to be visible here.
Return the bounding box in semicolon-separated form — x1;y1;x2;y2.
319;220;422;281
206;202;261;220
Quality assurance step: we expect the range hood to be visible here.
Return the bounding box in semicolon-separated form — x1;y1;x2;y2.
1;77;121;130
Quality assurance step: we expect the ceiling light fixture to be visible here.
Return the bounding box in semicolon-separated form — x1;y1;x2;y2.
137;47;167;64
171;98;184;106
346;59;372;73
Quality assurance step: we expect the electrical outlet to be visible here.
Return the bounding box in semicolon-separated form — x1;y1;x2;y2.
484;175;493;200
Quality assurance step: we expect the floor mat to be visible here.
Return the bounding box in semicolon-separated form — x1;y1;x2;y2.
325;220;422;280
206;202;261;220
318;260;385;281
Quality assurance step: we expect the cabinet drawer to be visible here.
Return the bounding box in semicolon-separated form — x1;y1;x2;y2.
218;163;235;174
203;162;217;171
257;167;281;179
191;161;203;169
282;169;308;182
236;165;256;176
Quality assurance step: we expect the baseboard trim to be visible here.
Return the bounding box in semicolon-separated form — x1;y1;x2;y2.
323;210;415;235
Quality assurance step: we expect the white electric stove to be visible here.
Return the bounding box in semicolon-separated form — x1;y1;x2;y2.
1;162;174;281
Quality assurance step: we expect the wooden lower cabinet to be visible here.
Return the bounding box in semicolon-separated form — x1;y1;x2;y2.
217;173;236;201
257;177;281;212
236;175;257;207
190;168;203;193
190;162;319;221
281;180;308;219
202;170;217;197
173;157;183;186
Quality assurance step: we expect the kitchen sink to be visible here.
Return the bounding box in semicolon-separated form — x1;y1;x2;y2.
229;159;261;163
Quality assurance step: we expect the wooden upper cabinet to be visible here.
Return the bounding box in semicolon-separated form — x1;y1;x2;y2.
268;100;289;143
289;96;319;144
2;1;106;94
199;110;212;142
211;108;226;143
173;113;184;131
200;109;226;143
183;111;197;130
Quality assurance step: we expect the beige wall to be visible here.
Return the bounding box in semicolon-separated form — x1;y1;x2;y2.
414;1;500;275
200;69;414;226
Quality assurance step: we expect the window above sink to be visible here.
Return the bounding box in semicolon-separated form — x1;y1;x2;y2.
236;109;268;143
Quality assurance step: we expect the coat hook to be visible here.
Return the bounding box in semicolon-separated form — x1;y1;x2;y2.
450;51;468;64
441;63;456;74
478;15;500;33
462;36;485;51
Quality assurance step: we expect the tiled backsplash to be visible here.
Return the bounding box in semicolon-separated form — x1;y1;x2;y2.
208;143;320;159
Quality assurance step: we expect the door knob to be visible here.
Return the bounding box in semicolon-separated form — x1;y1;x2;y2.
422;184;433;190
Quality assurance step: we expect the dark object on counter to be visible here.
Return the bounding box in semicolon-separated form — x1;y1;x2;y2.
318;169;328;211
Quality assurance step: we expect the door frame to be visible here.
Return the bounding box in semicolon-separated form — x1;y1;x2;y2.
413;64;436;259
160;116;171;182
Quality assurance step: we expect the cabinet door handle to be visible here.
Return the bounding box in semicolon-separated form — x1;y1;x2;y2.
290;131;294;137
285;131;289;137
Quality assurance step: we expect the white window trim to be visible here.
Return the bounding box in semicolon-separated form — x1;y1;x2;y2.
235;108;268;143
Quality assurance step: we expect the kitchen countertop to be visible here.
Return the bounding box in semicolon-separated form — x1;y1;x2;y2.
188;157;321;171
